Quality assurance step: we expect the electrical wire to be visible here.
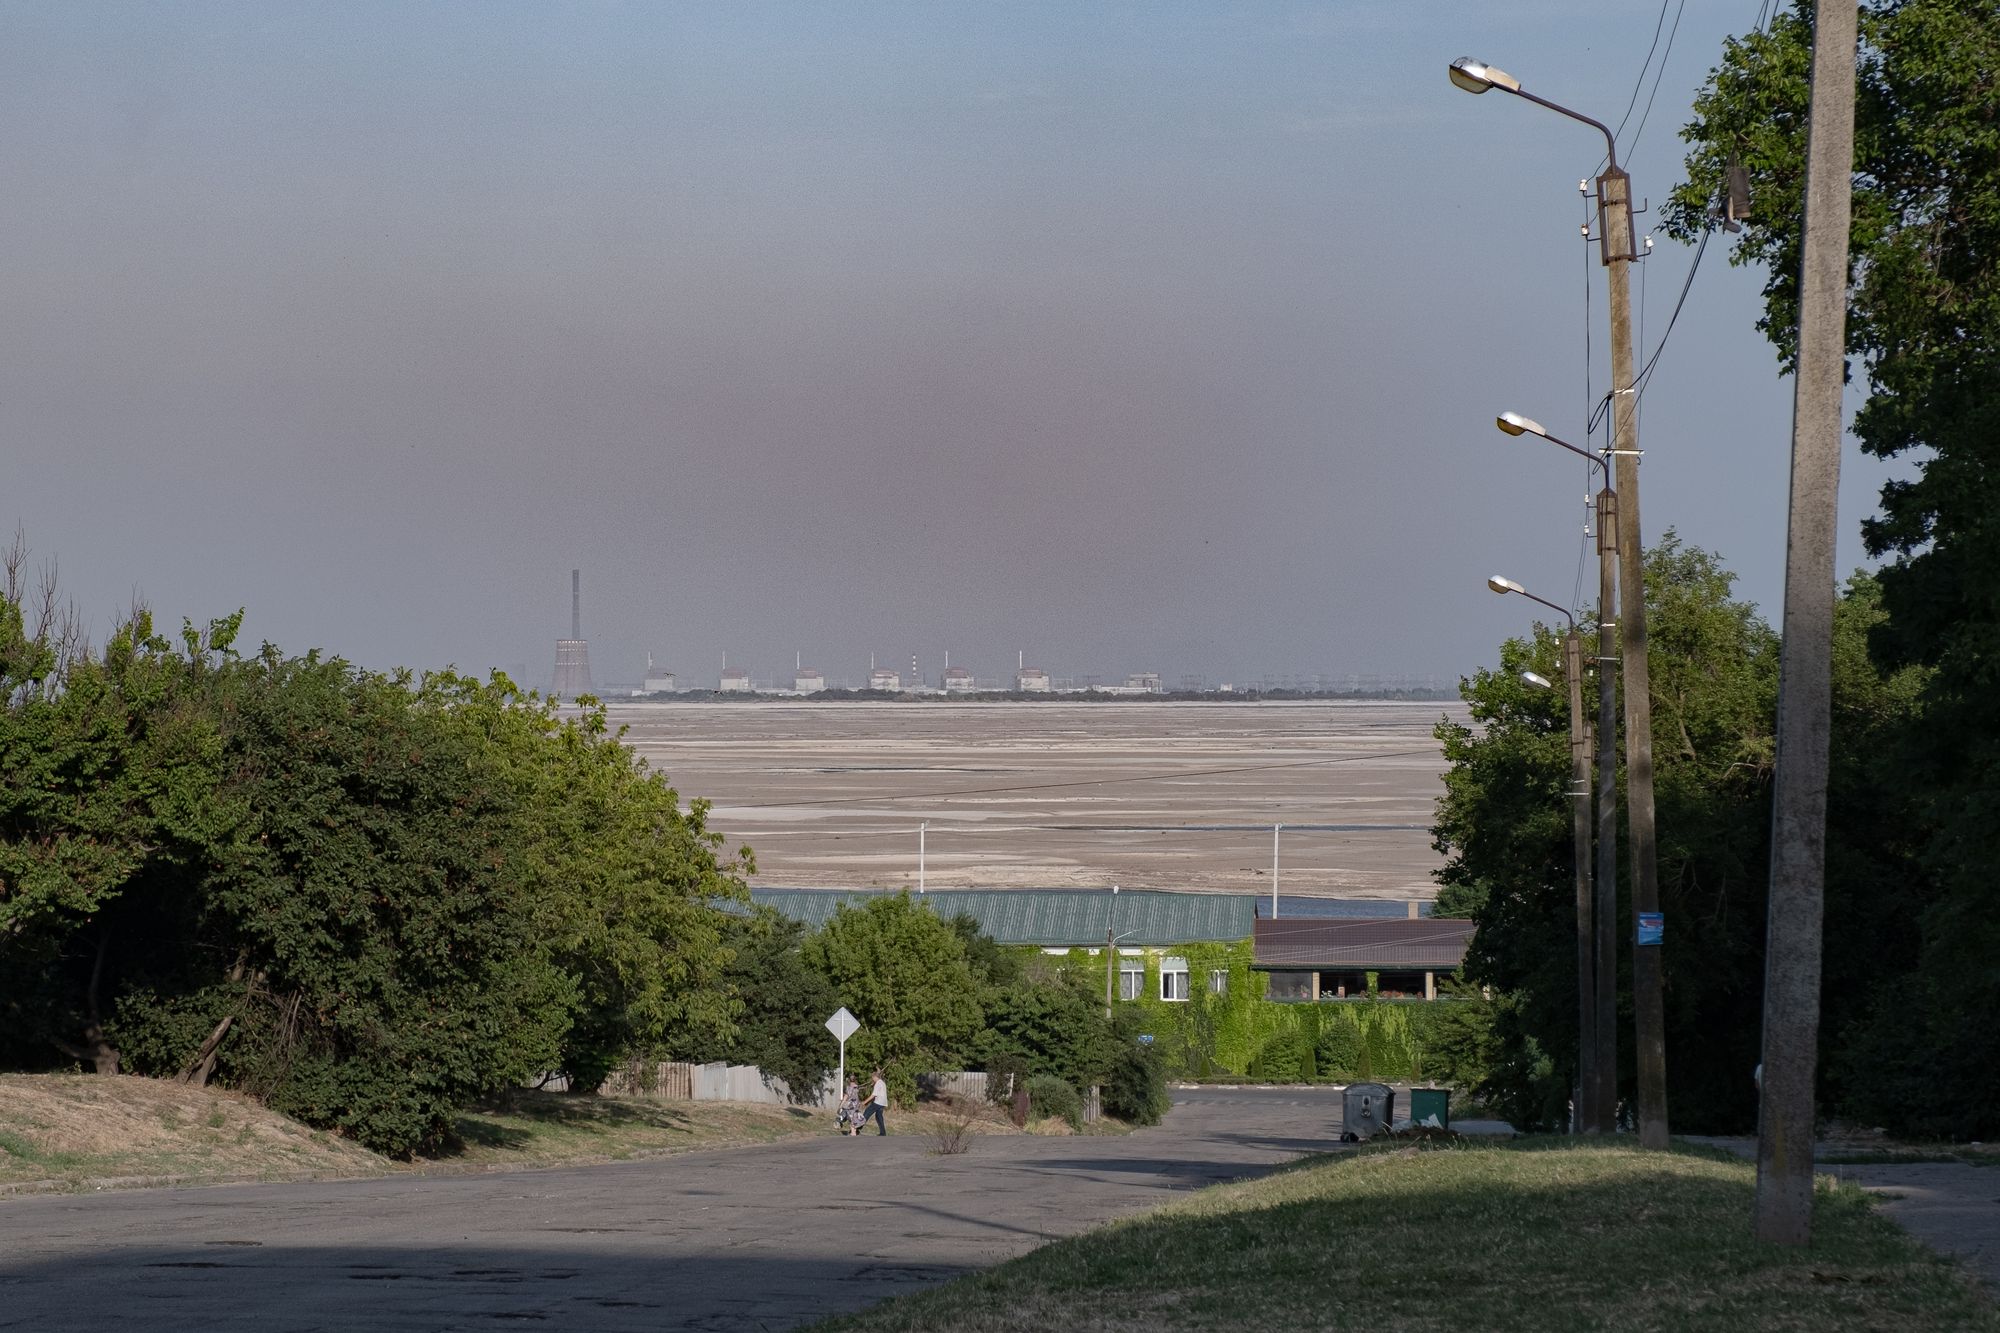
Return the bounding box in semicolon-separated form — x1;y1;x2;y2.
1584;225;1711;436
1609;0;1679;160
1625;0;1690;160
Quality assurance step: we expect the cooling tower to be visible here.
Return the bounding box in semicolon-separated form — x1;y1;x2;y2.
551;569;594;699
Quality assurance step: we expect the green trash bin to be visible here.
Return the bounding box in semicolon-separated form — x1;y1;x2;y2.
1409;1087;1450;1129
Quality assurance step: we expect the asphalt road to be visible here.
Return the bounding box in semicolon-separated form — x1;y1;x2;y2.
0;1087;1353;1332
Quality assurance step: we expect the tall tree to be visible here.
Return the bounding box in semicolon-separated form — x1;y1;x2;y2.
1666;0;2000;1135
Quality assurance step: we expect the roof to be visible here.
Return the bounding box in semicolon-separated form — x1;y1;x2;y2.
1251;918;1474;971
749;888;1255;947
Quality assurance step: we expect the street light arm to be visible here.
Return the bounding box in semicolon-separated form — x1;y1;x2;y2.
1502;86;1618;174
1497;412;1608;480
1516;587;1576;627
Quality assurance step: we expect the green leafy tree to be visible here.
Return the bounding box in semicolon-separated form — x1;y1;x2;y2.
1665;0;1994;1134
423;673;749;1091
714;906;839;1102
1436;537;1781;1131
800;894;982;1105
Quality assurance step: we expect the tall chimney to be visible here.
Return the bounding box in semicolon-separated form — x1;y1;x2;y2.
571;569;581;640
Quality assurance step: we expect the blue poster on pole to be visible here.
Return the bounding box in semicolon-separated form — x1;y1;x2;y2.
1637;912;1664;947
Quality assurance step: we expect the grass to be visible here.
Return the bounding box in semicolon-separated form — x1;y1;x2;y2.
0;1074;834;1195
443;1089;825;1166
810;1140;2000;1333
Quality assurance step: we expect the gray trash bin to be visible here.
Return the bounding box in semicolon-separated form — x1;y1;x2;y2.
1343;1082;1396;1141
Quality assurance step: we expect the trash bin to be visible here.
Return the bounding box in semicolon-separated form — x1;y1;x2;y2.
1343;1082;1395;1141
1409;1086;1450;1130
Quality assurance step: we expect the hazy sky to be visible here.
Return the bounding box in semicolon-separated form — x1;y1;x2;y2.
2;1;1900;687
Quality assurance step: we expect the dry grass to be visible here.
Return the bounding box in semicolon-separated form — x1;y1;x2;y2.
0;1074;384;1190
811;1141;2000;1333
0;1075;835;1196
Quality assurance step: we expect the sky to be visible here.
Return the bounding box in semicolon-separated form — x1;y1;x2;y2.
0;1;1905;689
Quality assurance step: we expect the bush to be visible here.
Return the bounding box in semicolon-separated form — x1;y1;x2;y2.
1025;1074;1082;1129
985;1052;1030;1106
1101;1042;1169;1126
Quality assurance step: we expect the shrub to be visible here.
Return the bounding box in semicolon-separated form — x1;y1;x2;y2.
1025;1074;1082;1129
1101;1042;1169;1126
985;1052;1030;1106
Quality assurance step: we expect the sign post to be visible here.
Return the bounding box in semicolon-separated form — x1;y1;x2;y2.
825;1006;861;1107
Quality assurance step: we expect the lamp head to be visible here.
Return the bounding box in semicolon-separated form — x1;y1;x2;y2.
1449;57;1522;95
1496;410;1546;438
1488;574;1525;596
1520;671;1553;690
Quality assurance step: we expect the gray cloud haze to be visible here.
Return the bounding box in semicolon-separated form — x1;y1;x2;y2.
1;2;1906;688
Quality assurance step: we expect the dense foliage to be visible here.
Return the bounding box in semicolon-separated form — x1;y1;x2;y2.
0;585;748;1155
1652;0;1997;1136
1435;537;1920;1132
0;578;1168;1144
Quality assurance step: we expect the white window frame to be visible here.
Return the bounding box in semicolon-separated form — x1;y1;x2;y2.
1118;961;1144;1002
1160;957;1190;1003
1208;968;1229;996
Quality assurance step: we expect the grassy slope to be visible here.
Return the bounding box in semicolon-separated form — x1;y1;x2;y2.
0;1075;829;1193
814;1141;2000;1333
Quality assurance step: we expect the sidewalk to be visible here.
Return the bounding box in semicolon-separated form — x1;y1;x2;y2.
1690;1135;2000;1290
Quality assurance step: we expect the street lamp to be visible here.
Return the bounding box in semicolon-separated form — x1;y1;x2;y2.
1488;573;1597;1132
1105;885;1137;1019
1453;55;1668;1149
1495;410;1620;1134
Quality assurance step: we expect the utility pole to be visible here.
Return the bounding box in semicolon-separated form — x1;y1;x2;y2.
918;822;927;895
1593;488;1621;1134
1106;925;1116;1020
1271;824;1281;919
1757;0;1858;1247
1565;629;1597;1132
1600;164;1671;1149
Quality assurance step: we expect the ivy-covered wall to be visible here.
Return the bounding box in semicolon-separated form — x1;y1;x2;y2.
1036;941;1483;1085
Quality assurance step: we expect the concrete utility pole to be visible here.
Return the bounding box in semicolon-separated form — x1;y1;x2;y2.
1494;412;1620;1133
1564;629;1597;1132
1592;489;1620;1133
1757;0;1858;1247
1450;59;1669;1145
1490;573;1600;1122
1601;166;1671;1149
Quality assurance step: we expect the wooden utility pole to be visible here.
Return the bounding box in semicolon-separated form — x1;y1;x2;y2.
1757;0;1859;1247
1600;167;1671;1149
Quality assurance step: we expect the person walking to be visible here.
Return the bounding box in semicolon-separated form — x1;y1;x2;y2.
862;1068;889;1136
839;1076;862;1137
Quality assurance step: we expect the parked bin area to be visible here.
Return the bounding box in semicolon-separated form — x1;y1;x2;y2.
1342;1082;1395;1141
1409;1086;1450;1129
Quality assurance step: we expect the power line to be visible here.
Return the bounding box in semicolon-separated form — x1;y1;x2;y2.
1625;0;1690;160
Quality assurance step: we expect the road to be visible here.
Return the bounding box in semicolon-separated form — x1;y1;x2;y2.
0;1087;1351;1332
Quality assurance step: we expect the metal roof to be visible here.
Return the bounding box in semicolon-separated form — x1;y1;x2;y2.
748;888;1255;946
1252;918;1475;971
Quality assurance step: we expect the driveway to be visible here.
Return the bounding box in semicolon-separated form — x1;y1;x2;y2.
0;1087;1356;1332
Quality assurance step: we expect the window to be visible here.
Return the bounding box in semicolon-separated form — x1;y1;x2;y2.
1119;961;1144;1002
1208;969;1229;997
1160;957;1189;1002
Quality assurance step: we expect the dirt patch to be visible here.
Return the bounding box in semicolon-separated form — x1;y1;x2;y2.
0;1074;384;1191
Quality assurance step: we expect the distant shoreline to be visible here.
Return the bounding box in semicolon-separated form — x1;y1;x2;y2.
589;689;1460;705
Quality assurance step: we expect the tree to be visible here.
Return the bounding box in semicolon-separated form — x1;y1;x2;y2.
1666;0;1998;1135
1436;537;1782;1132
714;906;839;1102
423;674;750;1092
800;894;982;1105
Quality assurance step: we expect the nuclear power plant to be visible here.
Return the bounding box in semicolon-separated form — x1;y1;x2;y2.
551;569;594;700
